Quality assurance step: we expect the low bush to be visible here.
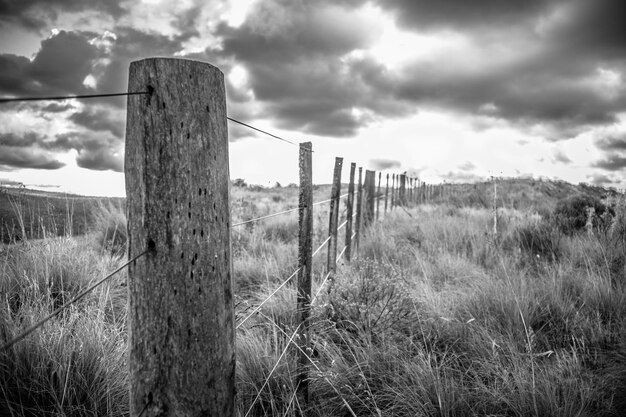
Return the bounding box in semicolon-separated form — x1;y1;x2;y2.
554;194;612;235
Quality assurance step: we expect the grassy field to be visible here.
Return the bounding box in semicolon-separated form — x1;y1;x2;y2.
1;179;625;416
0;186;122;244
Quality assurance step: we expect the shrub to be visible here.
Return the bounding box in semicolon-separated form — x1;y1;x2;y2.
516;221;561;262
553;194;611;235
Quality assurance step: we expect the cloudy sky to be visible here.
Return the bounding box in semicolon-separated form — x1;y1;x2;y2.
0;0;625;196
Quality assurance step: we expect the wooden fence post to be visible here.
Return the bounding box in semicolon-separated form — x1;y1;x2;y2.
297;142;313;413
399;174;406;206
355;167;363;253
384;173;389;214
345;163;356;262
391;174;396;210
363;170;376;226
126;58;234;416
376;172;381;220
327;157;343;279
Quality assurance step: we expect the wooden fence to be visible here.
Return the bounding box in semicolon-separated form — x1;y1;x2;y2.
121;57;460;416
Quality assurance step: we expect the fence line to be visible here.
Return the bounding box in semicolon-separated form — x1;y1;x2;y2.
1;249;150;352
1;58;455;415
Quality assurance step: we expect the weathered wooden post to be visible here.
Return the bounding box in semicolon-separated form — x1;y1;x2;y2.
345;163;356;262
376;172;381;220
297;142;313;413
399;174;407;206
326;157;343;279
391;174;396;210
355;167;363;253
126;58;234;416
384;173;389;214
364;170;376;226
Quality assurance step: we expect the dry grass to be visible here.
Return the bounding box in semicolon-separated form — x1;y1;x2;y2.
1;182;625;416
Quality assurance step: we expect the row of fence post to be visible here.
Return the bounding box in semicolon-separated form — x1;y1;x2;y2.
124;58;457;417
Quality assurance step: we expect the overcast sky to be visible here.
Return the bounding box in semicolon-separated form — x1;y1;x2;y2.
0;0;625;196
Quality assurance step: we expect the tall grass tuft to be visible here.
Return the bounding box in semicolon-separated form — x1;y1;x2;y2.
90;200;127;256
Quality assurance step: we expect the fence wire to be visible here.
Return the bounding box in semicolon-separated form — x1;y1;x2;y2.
0;91;150;104
1;249;151;351
232;193;349;228
243;323;302;417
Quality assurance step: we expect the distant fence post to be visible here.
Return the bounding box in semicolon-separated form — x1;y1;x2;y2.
384;173;389;214
376;172;381;220
391;174;396;210
126;58;235;416
327;157;343;280
345;163;356;262
364;170;376;226
355;167;363;253
399;174;406;206
297;142;313;413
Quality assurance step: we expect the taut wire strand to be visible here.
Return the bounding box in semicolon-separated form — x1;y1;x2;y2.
1;249;151;351
0;91;149;103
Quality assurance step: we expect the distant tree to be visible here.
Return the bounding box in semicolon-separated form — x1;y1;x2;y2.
232;178;247;188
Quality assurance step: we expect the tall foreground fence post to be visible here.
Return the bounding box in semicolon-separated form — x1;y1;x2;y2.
345;163;356;262
126;58;234;416
327;157;343;278
297;142;313;413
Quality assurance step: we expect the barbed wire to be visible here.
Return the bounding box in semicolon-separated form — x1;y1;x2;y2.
1;249;151;351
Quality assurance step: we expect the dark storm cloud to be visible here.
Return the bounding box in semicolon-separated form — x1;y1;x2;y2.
384;56;626;139
0;0;125;30
379;0;552;31
0;146;64;170
41;102;74;113
76;148;123;172
369;158;401;170
548;0;626;58
0;30;101;96
68;107;124;138
47;131;123;172
0;131;43;147
94;26;195;107
593;154;626;171
213;1;411;137
367;0;626;136
208;0;626;139
588;173;614;186
596;135;626;151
